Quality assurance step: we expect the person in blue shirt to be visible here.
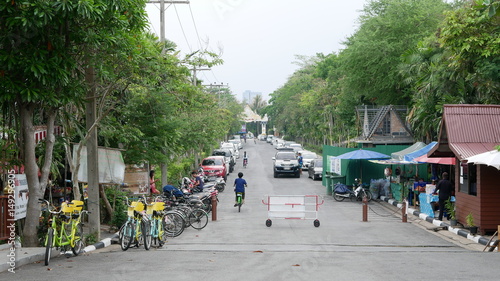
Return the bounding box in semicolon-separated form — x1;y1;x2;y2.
233;172;247;207
191;171;204;192
297;152;303;174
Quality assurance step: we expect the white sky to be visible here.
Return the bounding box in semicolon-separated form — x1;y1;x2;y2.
145;0;367;101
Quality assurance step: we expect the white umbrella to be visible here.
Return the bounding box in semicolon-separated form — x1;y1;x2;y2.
466;150;500;170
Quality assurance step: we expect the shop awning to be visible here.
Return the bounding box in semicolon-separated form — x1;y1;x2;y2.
403;142;438;162
391;142;426;161
413;155;456;165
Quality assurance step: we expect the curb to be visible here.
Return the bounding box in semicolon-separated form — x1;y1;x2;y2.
83;232;119;253
1;232;119;273
379;196;491;247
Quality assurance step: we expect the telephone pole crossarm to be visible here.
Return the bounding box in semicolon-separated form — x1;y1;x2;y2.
147;1;190;4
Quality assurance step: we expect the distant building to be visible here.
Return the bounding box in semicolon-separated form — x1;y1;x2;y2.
242;90;262;104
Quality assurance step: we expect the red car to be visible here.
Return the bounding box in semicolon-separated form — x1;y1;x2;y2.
201;156;228;181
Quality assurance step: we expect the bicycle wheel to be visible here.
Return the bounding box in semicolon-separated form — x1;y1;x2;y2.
189;209;208;230
142;220;152;250
238;203;241;212
155;218;164;246
72;223;84;256
333;193;345;202
163;212;185;237
44;228;53;266
119;222;134;251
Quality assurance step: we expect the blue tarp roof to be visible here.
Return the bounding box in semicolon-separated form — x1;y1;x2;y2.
403;142;438;162
391;142;426;161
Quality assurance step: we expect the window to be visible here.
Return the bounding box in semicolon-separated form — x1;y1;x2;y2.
460;162;477;196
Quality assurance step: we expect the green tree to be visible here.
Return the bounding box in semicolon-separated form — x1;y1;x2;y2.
339;0;451;105
0;0;148;246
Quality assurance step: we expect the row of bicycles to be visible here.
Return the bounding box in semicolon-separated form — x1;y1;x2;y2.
38;199;89;266
118;192;213;251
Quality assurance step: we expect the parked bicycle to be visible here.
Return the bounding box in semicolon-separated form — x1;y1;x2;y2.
145;198;167;247
119;197;151;251
38;199;88;266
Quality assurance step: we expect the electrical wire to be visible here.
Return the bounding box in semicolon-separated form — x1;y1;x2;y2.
189;4;204;52
174;4;192;53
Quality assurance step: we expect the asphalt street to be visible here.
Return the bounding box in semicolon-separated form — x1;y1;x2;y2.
2;139;498;280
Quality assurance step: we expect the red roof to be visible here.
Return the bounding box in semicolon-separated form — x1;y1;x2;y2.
431;104;500;160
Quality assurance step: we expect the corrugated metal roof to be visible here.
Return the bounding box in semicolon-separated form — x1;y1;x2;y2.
444;104;500;143
435;105;500;160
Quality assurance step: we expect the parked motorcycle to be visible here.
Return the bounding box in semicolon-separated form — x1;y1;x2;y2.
333;181;373;202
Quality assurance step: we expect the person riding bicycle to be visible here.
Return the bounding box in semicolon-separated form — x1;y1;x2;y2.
243;151;248;166
233;172;247;207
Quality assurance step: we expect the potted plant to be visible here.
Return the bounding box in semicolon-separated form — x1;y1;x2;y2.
466;212;478;235
445;199;457;226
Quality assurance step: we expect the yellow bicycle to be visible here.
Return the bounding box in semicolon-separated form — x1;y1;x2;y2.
39;199;88;266
119;197;151;251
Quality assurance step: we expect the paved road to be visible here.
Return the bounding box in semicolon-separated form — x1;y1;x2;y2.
2;140;499;280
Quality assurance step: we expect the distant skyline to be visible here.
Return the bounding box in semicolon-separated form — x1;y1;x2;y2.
145;0;367;102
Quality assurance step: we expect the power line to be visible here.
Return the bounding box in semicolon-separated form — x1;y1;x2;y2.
188;4;204;51
173;3;192;53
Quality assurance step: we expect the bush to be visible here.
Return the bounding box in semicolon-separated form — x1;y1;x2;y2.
103;186;129;229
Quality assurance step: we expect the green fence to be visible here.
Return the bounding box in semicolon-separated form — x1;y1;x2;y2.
322;144;429;196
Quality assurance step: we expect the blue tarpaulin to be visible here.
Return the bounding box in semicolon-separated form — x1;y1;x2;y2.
403;142;438;162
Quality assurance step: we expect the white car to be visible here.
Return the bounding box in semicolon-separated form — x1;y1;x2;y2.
221;142;239;159
289;143;303;153
228;139;243;150
300;151;318;170
273;139;285;149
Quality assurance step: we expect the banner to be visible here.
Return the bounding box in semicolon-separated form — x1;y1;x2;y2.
72;144;125;184
329;156;341;175
123;165;149;194
14;174;28;220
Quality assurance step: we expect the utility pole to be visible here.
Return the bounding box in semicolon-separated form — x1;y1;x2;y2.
85;62;100;240
147;0;189;187
147;1;190;42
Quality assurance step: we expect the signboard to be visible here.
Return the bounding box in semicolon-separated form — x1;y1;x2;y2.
72;144;125;184
329;156;341;175
123;165;149;195
14;174;28;220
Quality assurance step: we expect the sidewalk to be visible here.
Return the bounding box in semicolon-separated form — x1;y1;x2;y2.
380;196;497;249
1;224;119;273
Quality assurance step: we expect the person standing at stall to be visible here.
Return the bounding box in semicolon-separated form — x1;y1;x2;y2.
434;172;453;220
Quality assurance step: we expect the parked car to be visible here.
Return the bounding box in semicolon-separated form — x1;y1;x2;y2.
273;138;285;149
228;139;243;150
201;156;228;181
300;151;318;170
289;143;303;153
266;135;274;143
308;158;323;180
212;149;235;173
272;151;300;178
258;134;267;141
221;142;239;159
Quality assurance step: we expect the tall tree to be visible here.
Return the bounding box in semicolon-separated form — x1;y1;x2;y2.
0;0;148;246
339;0;451;105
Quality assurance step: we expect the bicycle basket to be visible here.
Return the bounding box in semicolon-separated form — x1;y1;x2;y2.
146;202;165;215
127;200;145;217
61;202;75;214
71;200;84;213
